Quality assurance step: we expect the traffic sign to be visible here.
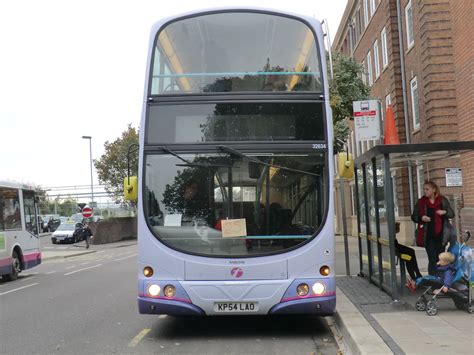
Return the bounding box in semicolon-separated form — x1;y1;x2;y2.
353;100;381;142
82;206;94;218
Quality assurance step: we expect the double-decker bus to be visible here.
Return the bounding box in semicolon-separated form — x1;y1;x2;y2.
0;181;41;281
132;7;335;315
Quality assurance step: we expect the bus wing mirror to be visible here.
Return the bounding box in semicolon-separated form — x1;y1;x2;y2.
124;176;138;201
337;152;354;179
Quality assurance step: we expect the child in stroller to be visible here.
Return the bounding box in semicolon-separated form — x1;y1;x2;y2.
414;231;473;316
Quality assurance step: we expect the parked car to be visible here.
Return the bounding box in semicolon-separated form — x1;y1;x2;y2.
51;223;83;244
42;215;61;232
69;213;84;224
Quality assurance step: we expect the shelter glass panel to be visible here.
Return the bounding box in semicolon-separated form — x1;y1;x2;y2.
376;161;391;289
367;161;379;283
357;167;368;275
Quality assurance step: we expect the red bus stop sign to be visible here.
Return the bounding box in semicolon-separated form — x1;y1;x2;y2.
82;206;93;218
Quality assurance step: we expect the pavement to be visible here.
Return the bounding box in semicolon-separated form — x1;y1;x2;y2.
333;234;473;355
40;238;138;261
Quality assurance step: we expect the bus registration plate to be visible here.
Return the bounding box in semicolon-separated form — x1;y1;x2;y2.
214;302;258;313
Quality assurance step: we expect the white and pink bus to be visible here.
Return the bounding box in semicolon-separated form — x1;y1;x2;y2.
130;7;335;316
0;181;41;281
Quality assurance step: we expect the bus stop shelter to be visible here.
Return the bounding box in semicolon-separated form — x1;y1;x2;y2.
353;141;474;300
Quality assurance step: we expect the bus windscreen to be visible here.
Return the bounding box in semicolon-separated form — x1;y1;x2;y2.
144;151;327;257
151;12;322;94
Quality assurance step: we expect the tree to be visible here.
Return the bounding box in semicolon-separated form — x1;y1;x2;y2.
329;53;370;152
94;124;139;204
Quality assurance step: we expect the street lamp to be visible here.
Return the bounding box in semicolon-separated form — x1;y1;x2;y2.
82;135;94;205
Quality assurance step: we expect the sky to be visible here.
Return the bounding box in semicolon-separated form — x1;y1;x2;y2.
0;0;347;201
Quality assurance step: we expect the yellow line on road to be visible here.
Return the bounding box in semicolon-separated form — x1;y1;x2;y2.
128;328;151;347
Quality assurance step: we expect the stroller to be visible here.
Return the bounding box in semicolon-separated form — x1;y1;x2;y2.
415;231;473;316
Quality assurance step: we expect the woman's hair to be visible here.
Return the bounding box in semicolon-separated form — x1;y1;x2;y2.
424;181;441;197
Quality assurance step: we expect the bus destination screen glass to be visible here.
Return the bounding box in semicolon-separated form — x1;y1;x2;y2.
146;102;325;143
144;152;327;257
151;12;322;94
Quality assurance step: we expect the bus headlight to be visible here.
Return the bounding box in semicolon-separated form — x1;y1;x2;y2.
143;266;153;277
319;265;330;276
163;285;176;298
312;282;325;295
296;283;309;296
148;284;161;297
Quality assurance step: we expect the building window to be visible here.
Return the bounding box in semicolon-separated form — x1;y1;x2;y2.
364;0;369;27
361;60;367;85
367;51;373;86
356;7;362;37
382;94;391;125
410;77;420;129
349;22;356;52
405;0;414;48
381;27;388;68
416;162;424;198
373;40;380;79
370;0;377;17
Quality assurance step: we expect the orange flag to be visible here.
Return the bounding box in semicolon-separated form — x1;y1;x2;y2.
384;105;400;144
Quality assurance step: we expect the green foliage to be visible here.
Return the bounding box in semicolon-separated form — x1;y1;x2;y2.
162;162;212;221
35;191;80;217
94;124;139;204
329;53;370;151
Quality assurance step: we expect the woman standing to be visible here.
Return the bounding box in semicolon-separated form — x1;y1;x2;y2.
411;181;454;275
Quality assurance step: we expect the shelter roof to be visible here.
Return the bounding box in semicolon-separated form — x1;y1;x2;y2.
354;141;474;168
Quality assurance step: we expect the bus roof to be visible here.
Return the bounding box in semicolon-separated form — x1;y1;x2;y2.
0;180;36;191
150;6;322;34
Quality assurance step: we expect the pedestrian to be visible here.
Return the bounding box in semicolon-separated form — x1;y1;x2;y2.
434;251;456;294
82;222;93;249
411;181;454;275
394;222;422;292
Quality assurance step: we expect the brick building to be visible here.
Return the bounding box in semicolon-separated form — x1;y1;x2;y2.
333;0;473;241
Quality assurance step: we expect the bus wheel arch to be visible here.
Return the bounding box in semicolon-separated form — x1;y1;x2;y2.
4;247;23;281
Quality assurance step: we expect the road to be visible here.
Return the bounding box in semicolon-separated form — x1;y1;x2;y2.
0;238;339;354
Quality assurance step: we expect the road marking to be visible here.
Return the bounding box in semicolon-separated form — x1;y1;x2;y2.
128;328;151;347
45;271;56;275
0;283;39;296
114;253;138;261
20;276;36;282
81;262;90;265
158;315;167;319
65;265;76;270
64;264;102;276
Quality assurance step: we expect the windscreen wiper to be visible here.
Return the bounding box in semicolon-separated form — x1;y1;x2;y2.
217;145;320;177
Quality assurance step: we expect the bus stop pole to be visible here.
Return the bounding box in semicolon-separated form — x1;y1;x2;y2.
339;178;351;276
